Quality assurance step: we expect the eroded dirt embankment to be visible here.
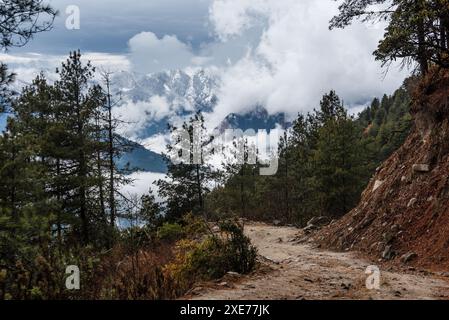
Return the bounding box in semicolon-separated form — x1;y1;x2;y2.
316;71;449;271
187;223;449;300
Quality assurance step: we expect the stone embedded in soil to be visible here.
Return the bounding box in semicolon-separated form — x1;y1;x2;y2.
407;198;418;208
341;282;352;290
391;224;400;232
382;245;394;260
190;287;204;295
412;164;430;173
303;224;318;234
307;216;329;227
401;252;418;264
373;180;384;191
383;231;395;244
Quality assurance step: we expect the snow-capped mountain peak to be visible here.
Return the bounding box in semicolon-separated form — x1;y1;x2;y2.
111;69;218;109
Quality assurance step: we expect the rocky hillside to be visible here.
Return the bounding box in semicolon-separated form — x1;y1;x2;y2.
315;70;449;271
217;106;290;133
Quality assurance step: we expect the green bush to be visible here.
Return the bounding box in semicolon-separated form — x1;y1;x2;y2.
157;222;184;242
166;219;258;288
219;220;258;274
181;213;208;237
120;226;154;250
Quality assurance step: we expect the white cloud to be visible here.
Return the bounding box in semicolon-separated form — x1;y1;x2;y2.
205;0;408;127
82;53;131;72
209;0;268;40
0;52;130;85
113;95;172;139
3;0;410;138
148;95;172;121
120;172;166;200
128;32;199;73
142;134;170;154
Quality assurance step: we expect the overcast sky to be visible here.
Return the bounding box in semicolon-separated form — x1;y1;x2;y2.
3;0;408;124
11;0;213;54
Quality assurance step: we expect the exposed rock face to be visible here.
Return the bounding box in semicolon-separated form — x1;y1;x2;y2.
412;164;430;173
304;216;330;234
314;72;449;271
373;180;384;192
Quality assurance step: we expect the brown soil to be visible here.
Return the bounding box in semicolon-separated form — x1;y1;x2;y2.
186;223;449;300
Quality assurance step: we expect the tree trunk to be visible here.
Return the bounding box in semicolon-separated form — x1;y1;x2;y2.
75;79;89;244
79;148;89;244
56;158;62;248
105;77;116;230
195;164;204;213
96;146;107;225
240;167;245;218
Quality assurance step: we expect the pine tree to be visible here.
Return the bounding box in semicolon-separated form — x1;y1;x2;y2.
287;113;320;224
52;51;107;244
331;0;449;73
0;0;57;112
156;112;217;220
208;91;376;224
96;71;133;243
220;137;258;219
139;190;161;228
313;92;364;217
0;63;15;113
102;72;118;230
7;74;60;235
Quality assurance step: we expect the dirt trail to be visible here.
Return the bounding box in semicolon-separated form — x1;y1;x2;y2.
189;223;449;300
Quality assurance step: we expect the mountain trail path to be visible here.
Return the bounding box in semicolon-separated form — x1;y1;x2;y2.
187;223;449;300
